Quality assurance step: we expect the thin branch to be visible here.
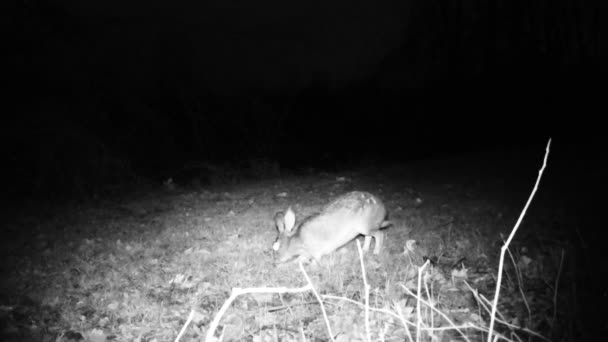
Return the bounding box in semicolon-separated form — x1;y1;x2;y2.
356;239;372;342
400;283;473;342
202;285;313;342
175;310;195;342
416;260;430;342
487;137;552;342
506;247;531;325
464;282;550;342
551;249;565;333
299;261;336;342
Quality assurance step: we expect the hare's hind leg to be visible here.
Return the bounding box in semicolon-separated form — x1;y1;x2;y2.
363;230;384;254
371;230;384;254
363;235;372;252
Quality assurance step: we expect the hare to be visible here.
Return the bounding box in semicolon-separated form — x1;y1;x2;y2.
273;191;391;263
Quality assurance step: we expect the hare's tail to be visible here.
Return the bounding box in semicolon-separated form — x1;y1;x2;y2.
380;220;392;229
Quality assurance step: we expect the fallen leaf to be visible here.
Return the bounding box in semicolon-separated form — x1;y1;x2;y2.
87;328;106;342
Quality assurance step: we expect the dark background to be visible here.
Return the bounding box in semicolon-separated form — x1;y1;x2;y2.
2;2;606;339
3;0;605;201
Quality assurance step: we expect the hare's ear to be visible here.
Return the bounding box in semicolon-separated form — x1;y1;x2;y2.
284;207;296;232
274;211;285;233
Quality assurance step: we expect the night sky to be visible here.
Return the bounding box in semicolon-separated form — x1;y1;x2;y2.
4;0;606;200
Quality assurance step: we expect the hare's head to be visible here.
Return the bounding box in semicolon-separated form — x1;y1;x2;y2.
272;207;308;263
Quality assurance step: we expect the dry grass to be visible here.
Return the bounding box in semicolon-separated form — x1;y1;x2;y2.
1;144;578;342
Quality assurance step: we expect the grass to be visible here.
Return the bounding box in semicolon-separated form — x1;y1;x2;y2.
1;143;582;341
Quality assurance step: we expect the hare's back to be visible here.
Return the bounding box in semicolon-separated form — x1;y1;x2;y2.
324;191;382;212
322;191;386;231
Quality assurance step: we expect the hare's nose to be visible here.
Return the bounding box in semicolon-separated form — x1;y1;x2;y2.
272;240;281;251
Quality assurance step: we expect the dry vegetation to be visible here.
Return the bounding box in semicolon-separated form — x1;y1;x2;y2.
1;146;580;342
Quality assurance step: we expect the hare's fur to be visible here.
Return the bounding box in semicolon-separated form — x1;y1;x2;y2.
273;191;390;263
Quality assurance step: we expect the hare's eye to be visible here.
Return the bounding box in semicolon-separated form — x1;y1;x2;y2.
272;241;281;251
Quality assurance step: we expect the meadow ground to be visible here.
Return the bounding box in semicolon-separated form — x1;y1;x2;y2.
0;145;598;342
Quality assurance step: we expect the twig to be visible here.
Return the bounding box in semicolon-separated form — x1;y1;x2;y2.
488;139;551;342
416;260;430;342
325;292;494;339
356;240;372;342
175;310;195;342
322;294;410;324
551;249;565;333
464;282;509;326
394;302;415;342
464;282;550;342
505;247;531;326
423;272;434;333
299;261;336;342
400;283;473;342
201;285;313;342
